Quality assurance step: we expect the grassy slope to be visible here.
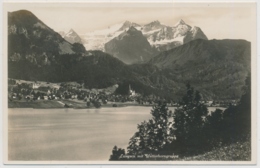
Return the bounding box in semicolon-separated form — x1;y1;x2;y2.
116;140;251;161
182;140;251;161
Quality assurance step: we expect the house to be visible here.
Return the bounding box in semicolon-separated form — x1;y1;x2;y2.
205;101;213;106
52;84;60;89
25;95;34;100
32;83;40;89
47;90;51;95
71;94;78;99
129;85;136;97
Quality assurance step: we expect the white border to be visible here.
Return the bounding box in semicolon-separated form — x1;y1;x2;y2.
1;0;259;167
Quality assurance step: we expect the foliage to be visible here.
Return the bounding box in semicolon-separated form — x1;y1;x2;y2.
201;74;251;155
8;79;16;85
86;101;91;107
92;100;101;108
169;77;251;157
111;78;251;160
109;146;125;161
112;104;117;107
204;109;224;148
169;84;208;156
127;101;173;155
72;43;87;54
212;75;251;144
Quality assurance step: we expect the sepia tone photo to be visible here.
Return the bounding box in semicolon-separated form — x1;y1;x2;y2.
3;1;257;164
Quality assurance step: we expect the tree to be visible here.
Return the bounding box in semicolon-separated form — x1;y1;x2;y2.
86;101;91;107
109;146;125;161
203;74;251;148
221;74;251;144
110;77;252;160
92;100;101;108
170;84;208;156
127;101;173;155
204;109;224;148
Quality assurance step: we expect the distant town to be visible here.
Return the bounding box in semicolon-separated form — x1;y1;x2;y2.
8;78;238;109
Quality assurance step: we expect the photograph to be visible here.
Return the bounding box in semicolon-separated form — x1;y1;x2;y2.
2;1;257;164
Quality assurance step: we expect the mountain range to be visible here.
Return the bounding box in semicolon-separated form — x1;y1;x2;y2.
8;10;251;100
81;19;208;64
81;19;208;51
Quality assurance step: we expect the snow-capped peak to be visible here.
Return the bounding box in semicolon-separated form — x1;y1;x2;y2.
62;28;82;44
123;20;131;25
128;26;137;31
65;29;77;36
145;20;161;27
151;20;160;24
174;19;186;26
118;21;140;31
68;28;75;33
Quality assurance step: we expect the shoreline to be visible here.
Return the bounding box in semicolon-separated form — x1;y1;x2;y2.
8;100;225;110
8;99;156;109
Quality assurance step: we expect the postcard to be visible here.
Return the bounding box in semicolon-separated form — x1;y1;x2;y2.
2;1;257;164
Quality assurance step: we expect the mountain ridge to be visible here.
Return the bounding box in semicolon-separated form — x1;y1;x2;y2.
8;9;88;63
148;38;251;100
81;19;208;52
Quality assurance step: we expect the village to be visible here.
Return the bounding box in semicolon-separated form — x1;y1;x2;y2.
8;79;237;109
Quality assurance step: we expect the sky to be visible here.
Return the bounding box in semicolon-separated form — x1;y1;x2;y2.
4;2;256;41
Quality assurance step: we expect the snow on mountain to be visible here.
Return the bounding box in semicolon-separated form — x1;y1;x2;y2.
143;28;161;35
81;22;124;51
61;29;83;44
81;21;142;51
80;19;208;51
118;21;141;31
153;36;185;45
173;19;192;39
183;26;208;44
143;20;164;32
174;19;186;27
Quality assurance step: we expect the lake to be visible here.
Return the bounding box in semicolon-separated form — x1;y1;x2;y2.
8;106;224;161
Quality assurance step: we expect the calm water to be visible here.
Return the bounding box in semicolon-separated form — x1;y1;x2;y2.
8;106;223;161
